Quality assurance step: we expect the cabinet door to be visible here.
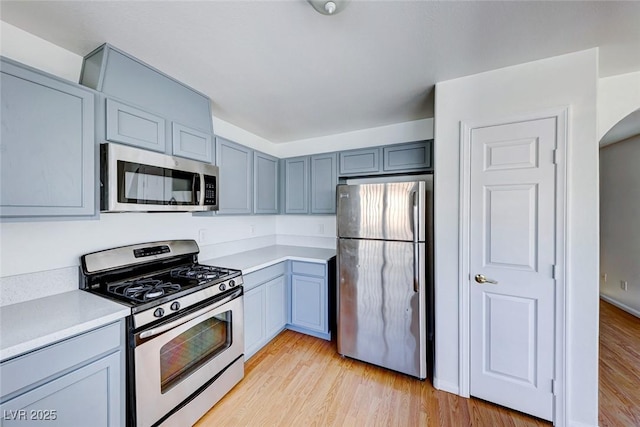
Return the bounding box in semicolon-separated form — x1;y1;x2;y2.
338;148;381;176
106;98;166;152
0;58;95;217
265;275;287;338
253;151;279;214
244;285;266;359
172;122;213;163
290;274;327;333
310;153;337;214
216;137;252;214
284;157;309;214
0;352;121;427
383;140;432;172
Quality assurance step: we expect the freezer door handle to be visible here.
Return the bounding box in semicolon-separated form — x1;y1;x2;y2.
412;190;419;293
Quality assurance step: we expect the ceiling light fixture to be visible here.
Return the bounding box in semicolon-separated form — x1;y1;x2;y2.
307;0;349;15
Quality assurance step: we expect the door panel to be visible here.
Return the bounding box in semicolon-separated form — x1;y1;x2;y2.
337;238;426;378
469;117;556;421
484;184;537;270
336;181;426;242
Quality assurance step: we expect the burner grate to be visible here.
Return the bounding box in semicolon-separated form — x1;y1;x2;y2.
170;265;231;282
109;278;182;303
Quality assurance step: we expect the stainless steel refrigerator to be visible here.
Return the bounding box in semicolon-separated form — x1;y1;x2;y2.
336;178;433;379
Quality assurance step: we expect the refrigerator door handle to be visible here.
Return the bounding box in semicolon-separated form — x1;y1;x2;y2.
412;190;419;293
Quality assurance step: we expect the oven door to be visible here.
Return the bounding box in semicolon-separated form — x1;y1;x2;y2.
133;288;243;427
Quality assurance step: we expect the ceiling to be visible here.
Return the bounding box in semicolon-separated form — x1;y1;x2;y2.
1;0;639;143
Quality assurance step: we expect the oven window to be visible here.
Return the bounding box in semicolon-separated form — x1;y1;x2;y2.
159;311;231;393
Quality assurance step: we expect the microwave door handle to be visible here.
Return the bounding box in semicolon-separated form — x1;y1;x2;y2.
192;174;204;206
198;173;205;207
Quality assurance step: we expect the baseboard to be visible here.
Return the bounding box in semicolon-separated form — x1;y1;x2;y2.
432;377;460;395
600;294;640;318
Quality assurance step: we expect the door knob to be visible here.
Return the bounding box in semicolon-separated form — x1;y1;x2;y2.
474;274;498;284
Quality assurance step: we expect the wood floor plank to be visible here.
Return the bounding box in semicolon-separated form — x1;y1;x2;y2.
196;299;638;427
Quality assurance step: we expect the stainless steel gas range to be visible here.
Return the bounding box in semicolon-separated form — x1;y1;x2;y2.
80;240;244;427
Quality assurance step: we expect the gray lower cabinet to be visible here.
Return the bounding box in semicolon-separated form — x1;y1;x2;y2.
288;261;330;340
253;151;279;214
244;286;266;359
243;263;287;359
0;321;125;427
265;276;287;338
0;57;95;218
283;157;309;214
216;137;253;214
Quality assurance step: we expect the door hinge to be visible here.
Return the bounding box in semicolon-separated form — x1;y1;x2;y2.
552;264;556;279
551;379;557;395
553;149;558;165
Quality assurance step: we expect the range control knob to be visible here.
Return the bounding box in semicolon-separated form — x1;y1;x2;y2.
154;308;165;318
219;283;226;292
170;302;180;311
229;279;236;287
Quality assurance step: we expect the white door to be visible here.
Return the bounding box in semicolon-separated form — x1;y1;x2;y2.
469;117;557;421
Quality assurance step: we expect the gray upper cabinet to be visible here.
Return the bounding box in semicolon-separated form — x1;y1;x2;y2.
284;157;309;214
172;122;213;163
383;140;432;172
0;57;95;218
81;44;212;134
81;44;214;163
338;147;381;176
253;151;279;214
216;137;252;214
338;141;433;177
310;153;338;214
106;98;166;152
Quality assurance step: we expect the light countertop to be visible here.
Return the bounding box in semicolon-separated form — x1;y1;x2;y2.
0;290;130;361
202;245;336;274
0;245;335;362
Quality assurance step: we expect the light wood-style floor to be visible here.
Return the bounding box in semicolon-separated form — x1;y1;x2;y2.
599;300;640;427
196;300;639;427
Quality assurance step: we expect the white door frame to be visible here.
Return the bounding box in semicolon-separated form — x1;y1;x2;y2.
458;107;569;426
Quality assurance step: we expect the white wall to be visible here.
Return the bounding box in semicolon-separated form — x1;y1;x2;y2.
600;135;640;316
598;71;640;141
276;118;434;158
434;49;599;426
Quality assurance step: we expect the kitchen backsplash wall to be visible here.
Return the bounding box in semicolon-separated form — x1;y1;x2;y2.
0;214;273;277
0;213;337;306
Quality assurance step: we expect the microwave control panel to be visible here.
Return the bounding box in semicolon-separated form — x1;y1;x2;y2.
203;176;216;205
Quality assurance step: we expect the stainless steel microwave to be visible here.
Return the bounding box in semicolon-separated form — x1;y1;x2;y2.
100;143;218;212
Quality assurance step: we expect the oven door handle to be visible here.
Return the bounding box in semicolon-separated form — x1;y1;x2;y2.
138;288;241;340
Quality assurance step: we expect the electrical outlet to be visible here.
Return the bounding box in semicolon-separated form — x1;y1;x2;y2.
601;273;607;283
198;229;208;243
620;280;628;291
318;224;325;235
250;225;255;235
